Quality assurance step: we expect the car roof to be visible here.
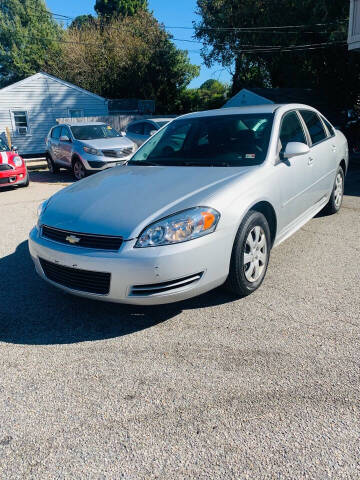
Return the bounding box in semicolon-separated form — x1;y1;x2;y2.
63;122;108;126
128;118;173;125
179;104;318;119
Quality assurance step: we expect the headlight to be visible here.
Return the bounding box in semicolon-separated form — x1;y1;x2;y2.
12;155;23;167
37;200;49;219
135;207;220;248
83;146;103;156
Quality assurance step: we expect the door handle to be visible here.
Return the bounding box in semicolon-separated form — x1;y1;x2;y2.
308;157;314;166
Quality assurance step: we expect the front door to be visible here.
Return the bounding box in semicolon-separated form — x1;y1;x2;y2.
58;126;73;166
276;110;315;230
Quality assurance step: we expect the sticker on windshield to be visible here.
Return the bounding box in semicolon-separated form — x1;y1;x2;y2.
245;154;256;159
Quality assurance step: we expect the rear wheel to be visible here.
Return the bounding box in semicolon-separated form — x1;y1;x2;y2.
47;154;59;174
225;210;271;297
323;166;344;215
73;158;87;181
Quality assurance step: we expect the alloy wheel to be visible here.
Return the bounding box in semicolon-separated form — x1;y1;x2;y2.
74;160;86;180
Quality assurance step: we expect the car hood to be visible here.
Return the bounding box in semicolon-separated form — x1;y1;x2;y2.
42;165;255;239
80;136;134;150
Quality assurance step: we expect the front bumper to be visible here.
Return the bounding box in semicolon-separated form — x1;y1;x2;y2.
0;165;28;187
28;226;232;305
80;152;133;171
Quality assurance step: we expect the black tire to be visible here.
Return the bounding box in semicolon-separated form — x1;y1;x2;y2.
225;210;271;297
47;153;59;174
72;158;87;181
19;173;29;187
322;166;344;215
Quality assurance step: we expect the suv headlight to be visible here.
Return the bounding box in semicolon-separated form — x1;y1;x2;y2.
83;145;103;156
12;155;23;167
135;207;220;248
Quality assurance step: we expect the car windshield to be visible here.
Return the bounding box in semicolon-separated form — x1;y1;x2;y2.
129;113;274;167
0;138;9;151
70;124;121;140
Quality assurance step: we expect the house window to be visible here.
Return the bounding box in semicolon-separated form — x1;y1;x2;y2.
68;109;84;118
12;111;29;135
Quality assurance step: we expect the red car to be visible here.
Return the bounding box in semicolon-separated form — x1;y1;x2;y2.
0;138;29;188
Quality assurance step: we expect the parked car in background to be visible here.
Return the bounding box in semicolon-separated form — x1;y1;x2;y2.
0;138;29;188
46;122;136;181
125;118;173;147
31;104;348;305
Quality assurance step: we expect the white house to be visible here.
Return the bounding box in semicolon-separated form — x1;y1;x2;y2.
348;0;360;51
0;72;108;156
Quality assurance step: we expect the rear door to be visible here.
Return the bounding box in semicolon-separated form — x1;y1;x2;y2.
58;126;73;166
276;110;314;228
299;110;336;203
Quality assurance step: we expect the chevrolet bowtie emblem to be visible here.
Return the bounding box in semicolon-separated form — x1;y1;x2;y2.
66;235;81;244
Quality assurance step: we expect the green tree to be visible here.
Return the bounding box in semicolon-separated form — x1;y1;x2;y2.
194;0;360;108
175;79;230;114
50;11;199;113
70;15;95;30
95;0;148;18
0;0;62;87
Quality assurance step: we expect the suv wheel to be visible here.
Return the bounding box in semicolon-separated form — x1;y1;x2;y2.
46;154;59;174
73;158;87;181
225;210;271;297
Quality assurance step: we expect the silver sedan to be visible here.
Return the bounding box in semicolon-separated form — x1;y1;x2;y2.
29;104;348;305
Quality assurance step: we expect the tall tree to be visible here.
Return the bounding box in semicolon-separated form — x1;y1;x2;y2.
194;0;360;108
50;11;199;113
95;0;148;18
0;0;62;87
70;15;95;30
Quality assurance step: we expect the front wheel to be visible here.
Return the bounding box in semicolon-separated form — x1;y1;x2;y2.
46;154;59;174
225;210;271;297
323;166;344;215
73;158;87;181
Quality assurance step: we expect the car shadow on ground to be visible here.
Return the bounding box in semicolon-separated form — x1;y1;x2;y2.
29;170;74;184
0;241;237;346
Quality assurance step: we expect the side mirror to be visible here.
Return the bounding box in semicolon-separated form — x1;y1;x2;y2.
120;131;126;137
283;142;310;159
149;130;157;136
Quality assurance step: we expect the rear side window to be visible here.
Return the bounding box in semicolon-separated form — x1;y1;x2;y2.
300;110;327;145
279;111;306;150
128;123;144;135
51;126;61;139
322;116;335;137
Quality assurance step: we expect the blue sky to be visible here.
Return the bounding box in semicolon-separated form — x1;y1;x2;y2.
46;0;231;88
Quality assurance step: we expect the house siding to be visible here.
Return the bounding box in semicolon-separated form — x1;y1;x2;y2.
0;73;108;155
349;0;360;51
223;89;274;108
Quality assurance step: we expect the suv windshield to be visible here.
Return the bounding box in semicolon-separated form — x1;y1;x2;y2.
0;138;8;151
129;114;274;167
70;124;121;140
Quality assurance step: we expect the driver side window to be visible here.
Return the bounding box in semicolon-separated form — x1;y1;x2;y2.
279;112;307;152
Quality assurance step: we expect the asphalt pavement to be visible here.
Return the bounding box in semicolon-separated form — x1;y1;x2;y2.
0;165;359;479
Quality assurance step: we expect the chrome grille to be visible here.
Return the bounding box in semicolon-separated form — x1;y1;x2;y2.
102;147;133;158
41;225;123;251
130;273;204;296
